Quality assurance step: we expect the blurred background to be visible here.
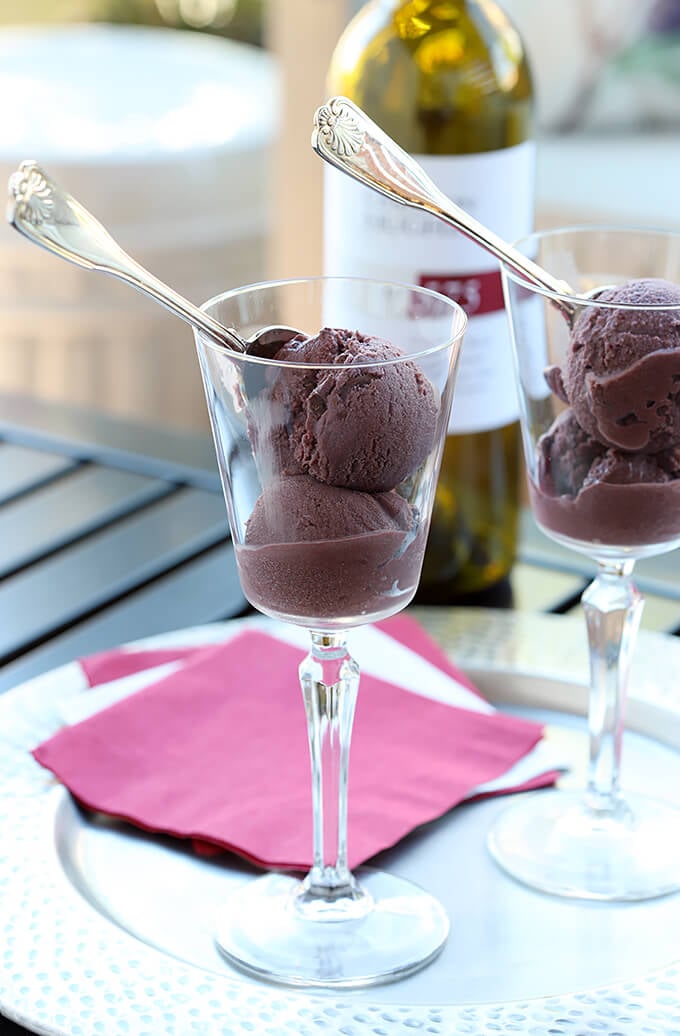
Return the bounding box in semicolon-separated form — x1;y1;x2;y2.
0;0;678;431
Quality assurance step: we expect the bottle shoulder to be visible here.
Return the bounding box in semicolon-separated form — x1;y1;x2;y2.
329;0;533;153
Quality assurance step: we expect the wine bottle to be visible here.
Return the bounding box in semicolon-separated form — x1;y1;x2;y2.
324;0;534;605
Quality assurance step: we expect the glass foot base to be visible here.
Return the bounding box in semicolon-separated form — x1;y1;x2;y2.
214;867;449;988
488;789;680;901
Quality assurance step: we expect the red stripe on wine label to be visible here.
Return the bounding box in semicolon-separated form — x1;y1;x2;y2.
417;270;505;316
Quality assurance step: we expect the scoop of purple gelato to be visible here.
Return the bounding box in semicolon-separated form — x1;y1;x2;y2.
584;448;680;488
536;410;604;497
548;279;680;452
244;473;414;545
533;410;680;545
270;327;438;493
237;475;425;621
537;411;680;496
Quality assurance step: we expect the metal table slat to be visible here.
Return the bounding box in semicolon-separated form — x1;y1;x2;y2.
0;466;174;579
0;442;76;504
0;392;220;491
0;488;230;661
0;543;246;695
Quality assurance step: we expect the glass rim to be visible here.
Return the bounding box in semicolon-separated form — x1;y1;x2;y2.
196;275;468;369
502;224;680;312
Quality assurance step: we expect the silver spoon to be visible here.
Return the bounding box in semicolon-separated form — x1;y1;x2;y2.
6;160;300;359
312;97;606;327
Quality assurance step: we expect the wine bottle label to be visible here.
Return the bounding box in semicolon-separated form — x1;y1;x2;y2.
324;141;535;434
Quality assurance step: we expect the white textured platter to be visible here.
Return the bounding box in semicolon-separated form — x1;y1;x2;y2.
2;608;680;1036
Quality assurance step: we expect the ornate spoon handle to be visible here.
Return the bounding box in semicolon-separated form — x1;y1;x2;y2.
312;97;577;319
7;160;245;352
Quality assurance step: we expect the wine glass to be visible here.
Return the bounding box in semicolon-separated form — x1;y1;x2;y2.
192;276;466;986
489;226;680;900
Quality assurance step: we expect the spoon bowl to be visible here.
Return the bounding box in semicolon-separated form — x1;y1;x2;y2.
311;97;611;327
6;160;301;358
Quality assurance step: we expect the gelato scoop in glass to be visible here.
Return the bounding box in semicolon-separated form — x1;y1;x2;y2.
237;474;423;621
545;279;680;452
533;278;680;547
238;326;442;623
270;327;438;493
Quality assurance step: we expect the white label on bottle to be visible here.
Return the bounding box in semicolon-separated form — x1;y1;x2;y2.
324;141;536;433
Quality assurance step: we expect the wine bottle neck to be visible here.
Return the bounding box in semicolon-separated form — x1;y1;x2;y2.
375;0;472;9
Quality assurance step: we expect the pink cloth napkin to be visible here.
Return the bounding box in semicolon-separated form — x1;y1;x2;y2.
33;615;557;870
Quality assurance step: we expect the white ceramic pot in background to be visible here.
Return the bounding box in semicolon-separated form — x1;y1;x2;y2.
0;24;278;431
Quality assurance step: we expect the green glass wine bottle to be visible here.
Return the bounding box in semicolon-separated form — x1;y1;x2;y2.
325;0;534;605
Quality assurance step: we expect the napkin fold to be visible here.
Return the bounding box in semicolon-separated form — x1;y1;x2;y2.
33;615;560;870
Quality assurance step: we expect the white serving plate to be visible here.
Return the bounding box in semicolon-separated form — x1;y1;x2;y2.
2;609;680;1036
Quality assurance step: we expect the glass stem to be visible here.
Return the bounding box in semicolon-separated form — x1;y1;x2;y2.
582;559;643;813
298;631;367;913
